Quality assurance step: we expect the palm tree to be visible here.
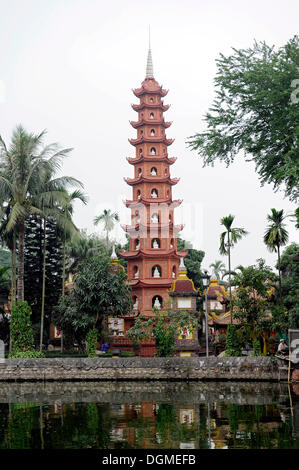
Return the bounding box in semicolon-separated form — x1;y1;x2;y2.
264;208;289;304
94;209;119;250
66;232;106;273
209;260;226;280
59;190;88;298
37;180;86;352
0;125;78;301
219;214;248;322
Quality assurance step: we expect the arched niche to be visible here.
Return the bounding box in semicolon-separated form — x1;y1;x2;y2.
151;238;160;249
152;265;162;278
151;188;158;198
152;295;162;310
151;213;159;223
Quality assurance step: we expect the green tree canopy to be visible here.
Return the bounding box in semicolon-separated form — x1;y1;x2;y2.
177;238;205;288
230;259;279;342
54;254;132;339
187;36;299;202
280;243;299;328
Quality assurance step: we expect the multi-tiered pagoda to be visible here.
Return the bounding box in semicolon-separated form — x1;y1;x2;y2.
119;47;187;317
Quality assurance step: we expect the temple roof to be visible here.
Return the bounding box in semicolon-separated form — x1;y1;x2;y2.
208;311;238;326
124;175;179;186
206;279;227;298
169;257;198;295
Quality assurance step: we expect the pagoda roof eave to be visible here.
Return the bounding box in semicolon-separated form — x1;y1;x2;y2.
126;155;177;165
132;84;168;98
128;278;174;288
132;103;170;112
124;176;180;186
129;137;174;146
119;248;187;260
124;198;183;208
130;119;172;129
121;223;185;234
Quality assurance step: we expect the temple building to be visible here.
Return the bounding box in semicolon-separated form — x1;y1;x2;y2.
169;258;200;357
119;46;187;319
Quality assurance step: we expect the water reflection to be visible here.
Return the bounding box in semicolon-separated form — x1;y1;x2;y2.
0;381;298;449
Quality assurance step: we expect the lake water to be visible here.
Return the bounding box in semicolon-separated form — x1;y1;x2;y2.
0;381;298;449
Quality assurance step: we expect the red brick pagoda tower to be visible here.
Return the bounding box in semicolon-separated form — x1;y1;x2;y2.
119;45;187;317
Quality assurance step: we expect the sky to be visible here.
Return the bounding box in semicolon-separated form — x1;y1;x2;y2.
0;0;298;273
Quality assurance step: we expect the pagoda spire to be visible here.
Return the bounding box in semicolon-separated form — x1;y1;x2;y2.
145;27;154;79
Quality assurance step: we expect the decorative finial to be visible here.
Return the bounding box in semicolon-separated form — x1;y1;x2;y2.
145;26;154;79
179;257;186;271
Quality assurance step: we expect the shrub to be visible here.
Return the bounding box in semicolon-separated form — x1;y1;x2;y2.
86;328;98;357
253;339;261;356
153;318;176;357
120;351;134;357
10;301;34;352
225;324;241;356
8;350;45;358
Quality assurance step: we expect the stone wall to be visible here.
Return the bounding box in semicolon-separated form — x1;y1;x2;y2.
0;380;290;404
0;356;286;382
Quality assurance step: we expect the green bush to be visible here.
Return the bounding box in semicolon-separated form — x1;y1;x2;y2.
253;339;261;356
8;350;45;358
120;351;134;357
86;328;98;357
225;324;241;356
10;301;34;352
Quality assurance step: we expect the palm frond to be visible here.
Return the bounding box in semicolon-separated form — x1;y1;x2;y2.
6;203;27;232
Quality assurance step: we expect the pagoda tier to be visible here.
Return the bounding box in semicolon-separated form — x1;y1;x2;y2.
118;249;187;260
128;136;174;146
130;118;172;129
124;176;180;186
133;80;168;97
121;223;185;234
132;102;170;112
119;48;187;317
129;279;177;288
124;198;182;208
126;155;177;165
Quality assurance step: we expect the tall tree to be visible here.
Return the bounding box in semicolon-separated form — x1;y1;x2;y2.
177;238;205;289
187;36;299;202
280;243;299;328
209;260;226;280
94;209;119;250
264;208;289;304
219;215;248;320
0;125;78;301
24;216;63;345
